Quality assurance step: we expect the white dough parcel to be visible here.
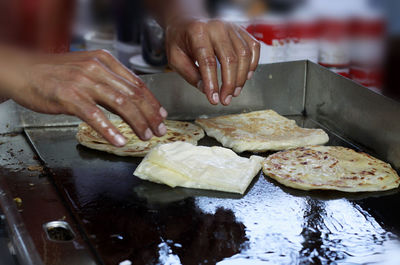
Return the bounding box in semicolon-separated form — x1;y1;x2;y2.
134;142;264;194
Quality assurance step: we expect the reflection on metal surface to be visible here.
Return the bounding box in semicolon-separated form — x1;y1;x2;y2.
196;175;305;264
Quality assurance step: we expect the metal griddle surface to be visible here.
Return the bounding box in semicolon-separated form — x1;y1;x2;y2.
25;116;400;265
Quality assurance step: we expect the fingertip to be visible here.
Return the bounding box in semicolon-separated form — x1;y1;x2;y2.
247;71;254;80
224;95;232;105
158;123;167;135
234;87;242;97
114;134;127;147
144;128;153;141
212;93;220;104
159;107;168;119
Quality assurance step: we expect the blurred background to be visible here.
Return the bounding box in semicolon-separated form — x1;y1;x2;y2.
44;0;400;99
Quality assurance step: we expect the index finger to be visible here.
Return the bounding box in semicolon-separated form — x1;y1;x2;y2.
189;26;220;105
71;99;127;147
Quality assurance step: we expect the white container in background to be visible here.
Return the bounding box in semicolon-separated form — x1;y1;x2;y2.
313;0;352;68
350;1;386;89
318;17;351;68
286;8;319;63
247;15;288;64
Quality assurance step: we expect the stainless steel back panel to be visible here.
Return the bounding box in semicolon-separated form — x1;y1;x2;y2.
305;62;400;171
0;100;21;134
141;61;306;119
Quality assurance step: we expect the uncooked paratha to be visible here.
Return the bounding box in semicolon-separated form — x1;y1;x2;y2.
134;141;264;194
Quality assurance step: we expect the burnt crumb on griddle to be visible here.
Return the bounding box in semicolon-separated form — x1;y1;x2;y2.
6;149;15;157
27;165;44;172
0;132;19;137
13;197;22;208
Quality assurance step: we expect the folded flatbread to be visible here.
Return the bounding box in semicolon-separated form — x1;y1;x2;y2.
195;110;329;153
134;141;264;194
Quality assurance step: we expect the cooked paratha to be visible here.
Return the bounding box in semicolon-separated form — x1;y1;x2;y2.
195;110;329;153
263;146;400;192
76;120;205;157
134;141;264;194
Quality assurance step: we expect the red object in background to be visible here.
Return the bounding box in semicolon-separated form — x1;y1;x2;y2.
246;16;287;64
288;21;318;42
350;16;386;90
286;16;319;63
328;67;351;79
318;18;351;68
250;21;287;46
246;24;255;36
350;67;382;88
13;0;75;53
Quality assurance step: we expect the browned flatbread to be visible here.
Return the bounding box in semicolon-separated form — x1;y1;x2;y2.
195;110;329;153
263;146;400;192
76;120;205;157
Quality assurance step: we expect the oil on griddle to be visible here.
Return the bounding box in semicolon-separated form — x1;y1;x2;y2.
24;116;400;265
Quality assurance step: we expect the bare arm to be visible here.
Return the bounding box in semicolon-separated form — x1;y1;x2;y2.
146;0;260;106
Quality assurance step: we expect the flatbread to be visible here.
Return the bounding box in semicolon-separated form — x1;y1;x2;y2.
195;110;329;153
134;141;264;194
76;120;205;157
263;146;400;192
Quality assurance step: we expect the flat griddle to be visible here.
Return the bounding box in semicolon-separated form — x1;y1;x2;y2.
24;115;400;265
2;61;400;265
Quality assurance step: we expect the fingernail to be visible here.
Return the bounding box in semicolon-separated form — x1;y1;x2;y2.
144;128;153;140
114;134;127;146
225;95;232;105
212;93;219;104
159;107;168;118
247;71;254;80
158;123;167;135
234;87;242;97
197;80;204;92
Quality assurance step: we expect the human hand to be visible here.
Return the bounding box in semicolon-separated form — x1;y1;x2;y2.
166;18;260;106
2;50;168;146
